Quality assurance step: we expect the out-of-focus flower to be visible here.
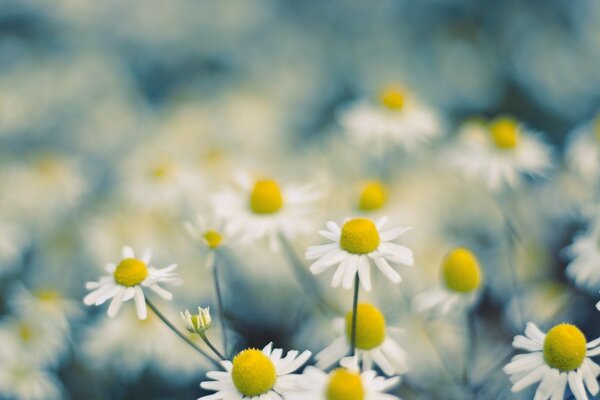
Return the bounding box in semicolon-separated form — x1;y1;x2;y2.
198;342;311;399
0;354;63;400
181;307;212;334
566;220;600;290
413;247;483;315
316;303;407;376
83;246;181;320
306;217;413;291
503;322;600;400
338;85;442;152
288;356;400;400
449;116;552;192
357;180;388;213
0;217;28;276
184;214;226;251
565;114;600;181
213;173;320;251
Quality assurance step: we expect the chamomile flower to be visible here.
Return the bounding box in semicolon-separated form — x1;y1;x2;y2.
503;322;600;400
413;247;483;315
338;85;442;151
181;307;212;334
198;342;311;400
306;217;413;291
565;114;600;181
213;173;320;251
449;116;552;192
83;246;181;320
288;356;401;400
0;355;63;400
184;213;227;269
316;303;408;376
565;221;600;290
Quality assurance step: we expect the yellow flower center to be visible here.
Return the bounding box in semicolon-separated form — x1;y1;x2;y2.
34;290;61;301
340;218;380;254
489;117;519;149
379;87;405;111
442;247;482;293
358;181;388;212
150;163;173;180
203;230;223;249
249;180;284;214
543;323;587;372
231;349;276;396
345;303;386;350
326;368;364;400
113;258;148;287
18;323;33;342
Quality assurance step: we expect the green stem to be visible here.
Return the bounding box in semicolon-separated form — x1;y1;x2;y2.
200;333;226;360
350;273;360;356
145;298;221;368
212;253;228;357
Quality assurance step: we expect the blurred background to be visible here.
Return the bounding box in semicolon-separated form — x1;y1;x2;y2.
1;0;600;399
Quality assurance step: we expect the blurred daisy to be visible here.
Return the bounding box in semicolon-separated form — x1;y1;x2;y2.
0;355;63;400
316;303;407;376
184;213;227;269
213;173;320;251
503;322;600;400
566;221;600;290
0;217;28;276
413;247;483;315
449;116;552;192
565;114;600;180
83;246;181;320
338;85;442;151
288;356;400;400
357;180;388;213
198;342;311;399
306;217;413;291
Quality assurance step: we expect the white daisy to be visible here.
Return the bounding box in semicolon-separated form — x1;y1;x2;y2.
316;303;407;376
212;173;320;251
0;355;63;400
413;247;483;315
83;246;181;320
503;322;600;400
184;212;228;269
338;85;442;151
565;221;600;290
198;342;311;400
288;356;401;400
565;114;600;181
306;217;413;291
449;116;552;192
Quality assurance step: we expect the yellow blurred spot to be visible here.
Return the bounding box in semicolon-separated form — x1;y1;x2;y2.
358;181;387;212
489;116;519;149
379;87;405;111
345;303;386;350
441;247;482;293
249;180;284;214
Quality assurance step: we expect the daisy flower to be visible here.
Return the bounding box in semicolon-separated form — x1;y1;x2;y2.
288;356;400;400
184;213;228;269
357;181;388;213
565;220;600;290
565;114;600;181
338;85;442;151
449;116;552;192
413;247;483;315
198;342;311;400
213;173;320;251
503;322;600;400
83;246;181;320
306;217;413;291
316;303;408;376
0;355;63;400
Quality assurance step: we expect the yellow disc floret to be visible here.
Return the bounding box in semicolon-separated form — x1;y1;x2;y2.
345;303;386;350
442;248;482;293
113;258;149;287
231;349;276;396
379;87;405;111
203;230;223;249
340;218;380;254
18;323;33;342
543;323;587;372
249;180;284;214
489;116;519;149
326;368;364;400
358;181;388;212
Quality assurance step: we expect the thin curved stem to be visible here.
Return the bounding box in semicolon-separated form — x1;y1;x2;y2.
146;298;221;368
200;333;226;361
212;253;228;357
350;273;360;356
